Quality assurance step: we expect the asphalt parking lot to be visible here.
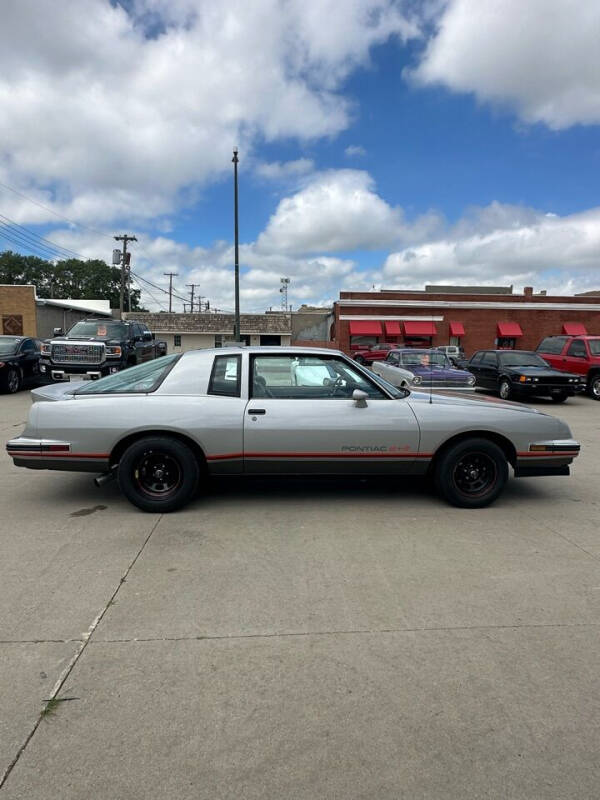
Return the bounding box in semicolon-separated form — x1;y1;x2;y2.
1;388;599;799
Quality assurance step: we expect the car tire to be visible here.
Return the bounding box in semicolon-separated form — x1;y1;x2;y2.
550;393;568;403
587;374;600;401
498;378;512;400
117;436;200;513
2;367;22;394
434;438;508;509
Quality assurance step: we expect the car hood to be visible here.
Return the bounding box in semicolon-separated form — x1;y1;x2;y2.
406;389;547;414
31;382;80;402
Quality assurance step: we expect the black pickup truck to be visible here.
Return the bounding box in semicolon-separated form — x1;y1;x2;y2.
39;318;167;381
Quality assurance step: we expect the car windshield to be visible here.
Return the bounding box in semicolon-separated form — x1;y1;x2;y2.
499;353;549;367
0;336;21;355
74;354;180;394
399;350;448;368
588;339;600;355
66;320;127;339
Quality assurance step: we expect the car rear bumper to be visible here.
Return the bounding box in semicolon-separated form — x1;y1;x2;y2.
6;437;109;472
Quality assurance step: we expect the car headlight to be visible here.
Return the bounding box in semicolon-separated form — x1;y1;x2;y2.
105;346;122;357
518;375;532;382
412;375;422;385
40;343;51;356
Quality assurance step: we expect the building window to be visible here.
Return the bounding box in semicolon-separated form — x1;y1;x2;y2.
174;334;182;347
496;337;516;350
259;335;281;346
215;334;223;348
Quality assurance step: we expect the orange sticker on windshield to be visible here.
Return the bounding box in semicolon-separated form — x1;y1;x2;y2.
97;326;107;336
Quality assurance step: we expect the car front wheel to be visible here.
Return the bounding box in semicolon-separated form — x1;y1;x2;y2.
434;438;508;509
117;436;200;512
2;367;22;394
498;379;512;400
588;374;600;401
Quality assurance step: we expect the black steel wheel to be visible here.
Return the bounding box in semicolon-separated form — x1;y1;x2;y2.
498;378;512;401
434;438;508;508
588;374;600;401
118;436;200;512
2;367;22;394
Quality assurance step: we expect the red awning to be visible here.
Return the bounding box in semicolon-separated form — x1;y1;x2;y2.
497;321;523;337
562;322;587;335
348;320;382;336
449;321;465;336
403;320;437;336
384;321;402;335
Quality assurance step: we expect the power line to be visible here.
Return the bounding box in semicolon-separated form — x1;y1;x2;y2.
131;274;166;312
0;180;113;239
0;213;90;261
131;270;190;306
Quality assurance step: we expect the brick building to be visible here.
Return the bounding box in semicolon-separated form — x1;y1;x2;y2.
334;287;600;355
0;284;37;336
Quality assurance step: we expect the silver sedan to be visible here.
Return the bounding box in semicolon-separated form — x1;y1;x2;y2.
7;347;580;512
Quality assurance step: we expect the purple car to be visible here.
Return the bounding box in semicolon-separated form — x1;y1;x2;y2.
375;349;477;391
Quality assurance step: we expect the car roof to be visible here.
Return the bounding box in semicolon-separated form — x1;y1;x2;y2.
179;345;345;360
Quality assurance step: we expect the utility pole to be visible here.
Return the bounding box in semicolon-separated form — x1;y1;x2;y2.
164;272;178;313
186;284;200;313
114;234;137;316
232;147;240;341
280;277;290;311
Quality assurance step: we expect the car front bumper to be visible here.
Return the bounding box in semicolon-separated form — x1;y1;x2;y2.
514;438;581;477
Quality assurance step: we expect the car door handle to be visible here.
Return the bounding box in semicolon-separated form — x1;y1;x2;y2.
248;408;266;415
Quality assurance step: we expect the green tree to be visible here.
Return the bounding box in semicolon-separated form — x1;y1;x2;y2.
0;250;146;311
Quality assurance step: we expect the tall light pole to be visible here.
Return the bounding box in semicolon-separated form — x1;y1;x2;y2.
232;147;241;341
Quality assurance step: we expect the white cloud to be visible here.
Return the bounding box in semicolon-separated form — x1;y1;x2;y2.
344;145;367;157
256;169;442;254
254;159;315;181
383;204;600;293
410;0;600;129
0;0;418;225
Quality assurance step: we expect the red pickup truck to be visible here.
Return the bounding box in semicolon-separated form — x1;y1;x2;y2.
351;343;396;365
536;335;600;399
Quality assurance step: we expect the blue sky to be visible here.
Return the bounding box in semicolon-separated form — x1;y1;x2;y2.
1;0;599;311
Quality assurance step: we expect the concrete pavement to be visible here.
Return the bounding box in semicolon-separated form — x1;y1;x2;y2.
1;390;599;798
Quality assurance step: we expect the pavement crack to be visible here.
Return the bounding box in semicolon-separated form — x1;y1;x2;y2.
0;515;163;792
89;620;600;644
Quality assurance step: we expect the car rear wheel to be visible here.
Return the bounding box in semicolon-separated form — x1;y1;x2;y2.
587;374;600;401
2;367;22;394
434;438;508;509
118;436;200;512
498;379;512;400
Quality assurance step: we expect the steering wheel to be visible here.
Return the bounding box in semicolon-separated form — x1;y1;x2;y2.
328;376;345;396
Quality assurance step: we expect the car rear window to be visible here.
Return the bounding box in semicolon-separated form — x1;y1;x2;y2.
74;354;180;394
537;337;567;354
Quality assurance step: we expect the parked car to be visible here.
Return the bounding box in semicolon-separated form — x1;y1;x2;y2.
7;347;579;511
0;336;42;393
369;357;420;389
351;343;396;365
374;349;476;392
39;318;167;381
468;350;586;402
435;345;465;359
536;335;600;400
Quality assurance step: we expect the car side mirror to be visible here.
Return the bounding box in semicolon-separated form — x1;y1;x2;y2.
143;332;153;341
353;389;368;408
53;327;64;336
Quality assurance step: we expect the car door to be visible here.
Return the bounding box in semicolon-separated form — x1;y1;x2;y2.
562;339;588;376
467;351;484;385
243;353;420;474
18;338;39;377
478;351;499;389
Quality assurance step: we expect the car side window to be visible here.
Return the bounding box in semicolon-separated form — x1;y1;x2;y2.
251;355;386;399
469;352;483;365
567;339;587;358
537;337;567;355
20;339;35;353
208;355;241;397
481;352;497;366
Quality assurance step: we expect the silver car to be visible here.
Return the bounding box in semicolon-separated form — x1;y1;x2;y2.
6;347;580;512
